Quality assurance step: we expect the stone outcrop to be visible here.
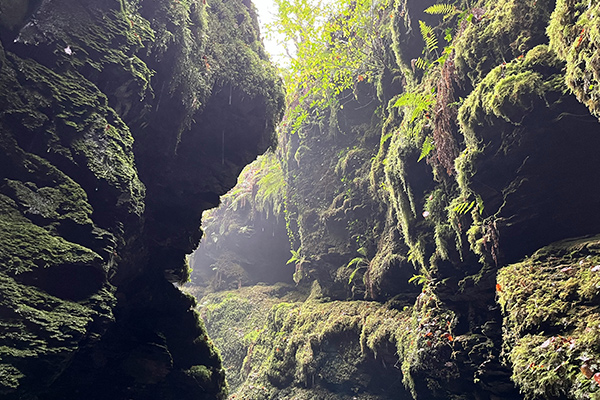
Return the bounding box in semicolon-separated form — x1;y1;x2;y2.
0;0;283;398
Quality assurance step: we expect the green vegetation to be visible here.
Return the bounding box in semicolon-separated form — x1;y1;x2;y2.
195;284;455;399
498;236;600;399
0;0;284;397
190;0;600;398
269;0;390;131
548;0;600;118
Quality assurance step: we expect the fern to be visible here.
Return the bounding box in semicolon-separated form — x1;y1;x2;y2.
453;200;475;215
419;20;438;53
255;156;286;217
393;92;435;123
424;4;457;16
413;57;430;70
418;137;435;162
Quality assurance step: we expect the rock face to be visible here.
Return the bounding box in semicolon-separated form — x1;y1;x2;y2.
190;0;600;399
0;0;283;399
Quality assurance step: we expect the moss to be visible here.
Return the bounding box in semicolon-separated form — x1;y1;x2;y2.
548;0;600;118
184;365;221;392
0;195;101;275
195;283;457;399
0;271;115;395
18;59;144;214
196;285;305;391
0;40;145;218
16;0;154;101
454;45;568;263
454;0;555;86
498;236;600;399
172;0;283;135
0;363;25;391
459;45;565;141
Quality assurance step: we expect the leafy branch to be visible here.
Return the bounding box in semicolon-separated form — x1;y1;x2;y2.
268;0;391;133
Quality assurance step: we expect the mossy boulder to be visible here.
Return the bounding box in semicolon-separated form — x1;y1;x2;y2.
499;236;600;399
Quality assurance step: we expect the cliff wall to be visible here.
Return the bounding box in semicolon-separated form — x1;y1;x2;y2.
0;0;283;398
191;0;600;399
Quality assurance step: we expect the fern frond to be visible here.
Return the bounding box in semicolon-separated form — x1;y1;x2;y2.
419;20;438;52
393;92;435;123
415;57;430;70
453;200;475;215
424;4;457;15
418;137;435;162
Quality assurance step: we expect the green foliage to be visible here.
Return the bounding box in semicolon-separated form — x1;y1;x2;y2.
348;266;362;285
267;0;391;130
424;4;458;17
393;92;435;124
548;0;600;118
414;56;430;70
418;137;435;162
413;4;473;73
346;247;370;285
356;246;368;258
255;154;287;217
209;152;288;227
419;20;438;53
453;199;475;215
287;248;304;265
408;274;429;287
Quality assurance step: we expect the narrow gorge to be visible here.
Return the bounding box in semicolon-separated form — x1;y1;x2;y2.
2;0;600;400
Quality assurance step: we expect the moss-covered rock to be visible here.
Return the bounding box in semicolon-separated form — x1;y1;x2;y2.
454;0;555;86
182;0;600;399
196;283;464;400
548;0;600;119
456;44;600;265
0;0;284;398
499;236;600;399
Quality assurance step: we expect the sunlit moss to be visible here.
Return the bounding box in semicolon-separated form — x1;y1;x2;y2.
548;0;600;119
195;283;456;399
454;0;555;86
455;45;568;263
